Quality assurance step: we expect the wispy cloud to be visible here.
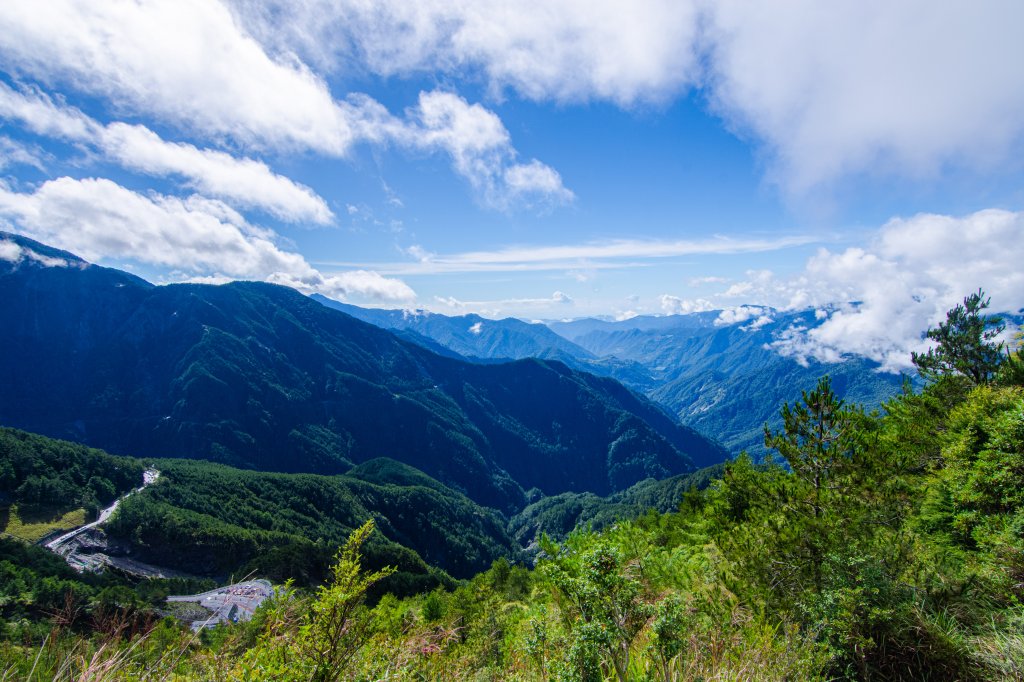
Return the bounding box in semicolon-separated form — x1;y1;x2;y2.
688;275;730;286
434;291;573;316
321;235;816;275
0;136;47;171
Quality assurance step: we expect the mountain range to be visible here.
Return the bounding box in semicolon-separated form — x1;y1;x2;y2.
553;311;911;455
0;232;725;514
314;298;910;456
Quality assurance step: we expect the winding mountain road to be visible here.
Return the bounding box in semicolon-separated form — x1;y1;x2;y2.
44;468;160;552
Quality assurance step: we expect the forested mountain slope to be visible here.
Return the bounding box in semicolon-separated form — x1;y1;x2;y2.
0;232;725;512
0;426;516;585
562;310;907;455
313;297;908;458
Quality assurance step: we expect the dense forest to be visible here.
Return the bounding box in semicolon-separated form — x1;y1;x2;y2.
1;291;1022;680
0;428;145;514
103;457;516;586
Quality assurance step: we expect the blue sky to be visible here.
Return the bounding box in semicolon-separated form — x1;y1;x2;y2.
1;1;1023;371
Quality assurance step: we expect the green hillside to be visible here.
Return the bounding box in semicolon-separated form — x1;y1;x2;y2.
106;457;520;583
0;427;146;542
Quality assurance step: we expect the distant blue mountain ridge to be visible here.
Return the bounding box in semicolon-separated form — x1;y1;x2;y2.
316;298;943;457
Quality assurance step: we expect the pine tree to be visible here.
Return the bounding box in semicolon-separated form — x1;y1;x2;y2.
912;289;1005;385
763;375;861;591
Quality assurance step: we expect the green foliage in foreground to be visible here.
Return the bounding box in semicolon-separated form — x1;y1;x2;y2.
4;366;1023;680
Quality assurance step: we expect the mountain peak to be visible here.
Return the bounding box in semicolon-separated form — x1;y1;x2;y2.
0;231;89;270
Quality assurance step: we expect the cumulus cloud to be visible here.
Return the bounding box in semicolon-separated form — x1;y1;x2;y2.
0;177;414;302
1;79;568;224
657;297;772;330
0;82;333;224
230;0;1024;192
720;209;1024;371
503;160;575;208
659;295;714;315
99;124;334;224
398;91;572;209
468;321;483;335
715;305;773;328
12;1;1008;198
230;0;703;105
0;3;571;209
704;1;1024;193
0;0;355;153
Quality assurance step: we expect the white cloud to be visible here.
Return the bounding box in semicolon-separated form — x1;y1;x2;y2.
433;290;574;317
399;91;573;209
567;269;596;283
503;160;575;207
0;82;333;224
442;236;813;265
742;314;774;332
335;234;815;276
231;0;1024;192
229;0;703;105
0;177;414;302
0;4;571;209
0;237;74;268
0;136;46;171
0;82;96;140
704;1;1024;193
720;209;1024;371
656;297;773;329
313;269;415;302
715;305;773;327
688;275;729;286
659;295;714;315
14;1;1010;202
0;239;21;262
98;124;334;224
468;321;483;335
0;0;355;153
